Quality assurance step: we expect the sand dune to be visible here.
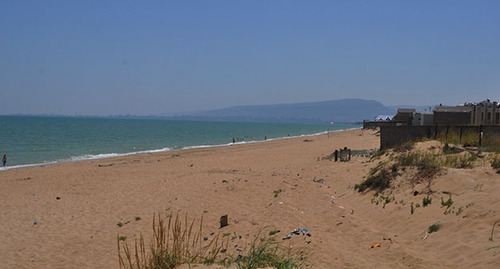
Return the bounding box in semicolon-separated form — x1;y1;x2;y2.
1;129;499;268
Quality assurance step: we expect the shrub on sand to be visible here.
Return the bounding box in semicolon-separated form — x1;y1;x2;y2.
118;214;308;269
235;230;307;269
118;213;226;269
491;155;500;172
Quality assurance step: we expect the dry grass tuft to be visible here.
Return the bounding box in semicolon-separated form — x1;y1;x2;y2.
118;214;309;268
118;213;227;269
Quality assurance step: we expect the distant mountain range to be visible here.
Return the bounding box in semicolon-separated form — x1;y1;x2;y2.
168;98;397;124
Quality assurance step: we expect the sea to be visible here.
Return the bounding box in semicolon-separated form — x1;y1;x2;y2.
0;115;360;170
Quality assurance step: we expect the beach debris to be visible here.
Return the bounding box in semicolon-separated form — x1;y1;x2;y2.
371;243;381;249
314;178;326;184
489;220;499;241
56;196;61;200
98;163;114;167
203;236;208;241
422;231;429;240
220;215;228;228
278;201;284;205
236;254;248;262
34;219;37;225
330;195;335;203
282;228;309;240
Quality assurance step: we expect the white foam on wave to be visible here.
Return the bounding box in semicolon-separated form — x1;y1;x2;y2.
0;147;173;171
0;126;361;171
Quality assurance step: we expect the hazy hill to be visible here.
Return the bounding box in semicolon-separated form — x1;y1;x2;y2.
170;99;394;124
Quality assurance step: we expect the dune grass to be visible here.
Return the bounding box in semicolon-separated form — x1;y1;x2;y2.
438;129;500;152
235;230;307;269
118;214;308;269
491;155;500;172
118;213;226;269
357;142;480;193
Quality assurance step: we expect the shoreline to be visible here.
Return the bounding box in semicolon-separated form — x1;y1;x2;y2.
0;127;361;172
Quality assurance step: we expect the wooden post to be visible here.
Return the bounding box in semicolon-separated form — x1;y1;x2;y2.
479;125;483;148
459;127;463;144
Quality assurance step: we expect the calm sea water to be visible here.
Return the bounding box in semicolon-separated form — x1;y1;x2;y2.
0;115;359;169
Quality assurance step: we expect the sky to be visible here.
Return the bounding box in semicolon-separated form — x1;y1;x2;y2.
1;1;499;116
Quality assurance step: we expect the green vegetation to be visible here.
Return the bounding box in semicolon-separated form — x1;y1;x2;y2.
118;213;227;269
438;129;500;152
428;223;441;233
117;214;308;269
441;196;454;208
491;155;500;172
437;130;479;147
483;134;500;153
370;194;395;208
269;230;280;236
357;160;397;193
422;195;432;207
117;222;124;227
135;216;141;221
392;141;415;153
235;231;307;269
273;189;283;198
358;146;480;193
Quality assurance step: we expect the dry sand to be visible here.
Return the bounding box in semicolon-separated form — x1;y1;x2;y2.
1;129;499;268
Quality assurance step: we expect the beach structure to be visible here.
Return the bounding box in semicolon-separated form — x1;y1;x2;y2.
434;99;500;126
368;99;500;148
364;99;500;129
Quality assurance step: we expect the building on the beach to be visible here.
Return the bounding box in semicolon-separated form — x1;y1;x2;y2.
433;105;473;126
412;111;434;126
434;99;500;126
392;108;416;125
363;99;500;129
471;99;500;125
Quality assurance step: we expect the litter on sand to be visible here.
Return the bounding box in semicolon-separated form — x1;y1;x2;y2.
282;228;309;240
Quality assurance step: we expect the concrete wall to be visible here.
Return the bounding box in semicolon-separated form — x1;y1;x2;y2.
380;125;500;149
434;111;472;126
363;120;402;129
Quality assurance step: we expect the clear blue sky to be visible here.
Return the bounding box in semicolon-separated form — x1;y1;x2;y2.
1;1;499;116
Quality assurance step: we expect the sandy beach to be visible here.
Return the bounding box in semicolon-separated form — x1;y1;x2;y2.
1;129;499;268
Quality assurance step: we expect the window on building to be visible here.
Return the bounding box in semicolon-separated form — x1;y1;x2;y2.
496;113;500;124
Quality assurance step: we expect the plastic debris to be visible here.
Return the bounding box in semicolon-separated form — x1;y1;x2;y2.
371;243;381;249
282;228;309;240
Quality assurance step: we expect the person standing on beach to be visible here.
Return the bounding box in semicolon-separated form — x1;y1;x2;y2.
2;154;6;167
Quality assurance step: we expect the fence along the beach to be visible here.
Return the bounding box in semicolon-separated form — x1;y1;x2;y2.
380;125;500;149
